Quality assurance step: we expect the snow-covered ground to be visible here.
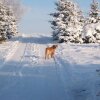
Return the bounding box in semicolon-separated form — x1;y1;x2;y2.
0;33;100;100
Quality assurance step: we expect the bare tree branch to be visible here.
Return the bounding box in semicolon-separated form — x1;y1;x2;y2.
0;0;25;22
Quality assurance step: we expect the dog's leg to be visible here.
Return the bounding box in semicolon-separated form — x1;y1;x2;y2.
51;51;55;58
47;54;50;59
45;49;47;59
45;55;46;59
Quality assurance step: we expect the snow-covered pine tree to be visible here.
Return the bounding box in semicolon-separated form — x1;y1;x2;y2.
50;0;84;43
83;0;100;43
89;0;100;23
0;2;18;41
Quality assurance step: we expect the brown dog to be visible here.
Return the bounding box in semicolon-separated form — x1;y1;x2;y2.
45;45;58;59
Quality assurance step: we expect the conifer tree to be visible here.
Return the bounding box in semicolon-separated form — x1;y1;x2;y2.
83;0;100;43
50;0;84;43
0;2;18;41
89;0;100;23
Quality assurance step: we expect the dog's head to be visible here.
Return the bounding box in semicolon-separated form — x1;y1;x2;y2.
52;45;58;49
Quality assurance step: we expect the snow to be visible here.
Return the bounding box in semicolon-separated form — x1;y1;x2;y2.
0;33;100;100
83;24;94;37
82;22;100;43
95;23;100;32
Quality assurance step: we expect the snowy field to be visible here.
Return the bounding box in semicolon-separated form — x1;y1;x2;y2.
0;33;100;100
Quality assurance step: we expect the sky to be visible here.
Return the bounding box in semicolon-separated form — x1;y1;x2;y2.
19;0;100;34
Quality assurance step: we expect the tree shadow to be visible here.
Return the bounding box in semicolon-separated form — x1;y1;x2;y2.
9;35;54;44
70;44;99;48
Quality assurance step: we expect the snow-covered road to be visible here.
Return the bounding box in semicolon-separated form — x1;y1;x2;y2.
0;35;68;100
0;34;100;100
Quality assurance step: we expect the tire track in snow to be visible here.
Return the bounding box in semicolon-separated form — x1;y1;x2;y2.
0;42;39;77
15;43;40;77
0;41;19;69
0;42;40;97
0;43;27;96
54;55;74;100
54;45;98;100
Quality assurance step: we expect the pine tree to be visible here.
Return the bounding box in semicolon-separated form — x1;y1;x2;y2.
50;0;84;43
0;2;18;41
89;0;100;23
83;0;100;43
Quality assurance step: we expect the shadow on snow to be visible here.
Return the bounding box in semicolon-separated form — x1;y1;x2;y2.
10;35;53;44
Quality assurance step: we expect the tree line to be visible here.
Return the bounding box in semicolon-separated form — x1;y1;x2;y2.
50;0;100;43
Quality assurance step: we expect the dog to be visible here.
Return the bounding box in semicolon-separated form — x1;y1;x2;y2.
45;45;58;59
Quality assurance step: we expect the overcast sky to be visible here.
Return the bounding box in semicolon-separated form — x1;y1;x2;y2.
19;0;100;34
